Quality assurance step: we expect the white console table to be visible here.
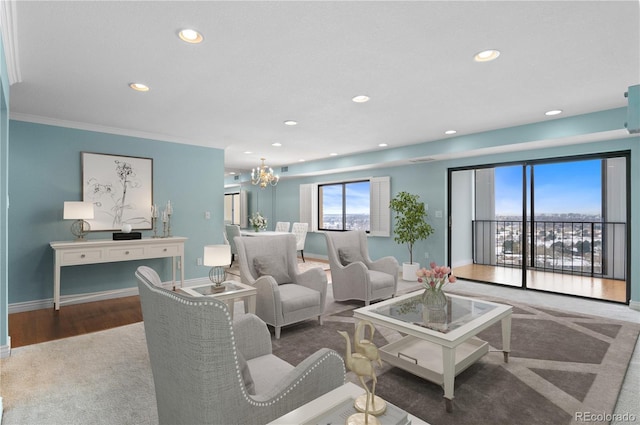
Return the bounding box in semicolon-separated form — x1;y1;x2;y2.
50;236;187;310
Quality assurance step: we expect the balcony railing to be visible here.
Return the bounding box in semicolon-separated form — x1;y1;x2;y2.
472;220;626;280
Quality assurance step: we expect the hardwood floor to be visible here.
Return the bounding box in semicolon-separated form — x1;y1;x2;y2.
453;263;627;303
8;296;142;348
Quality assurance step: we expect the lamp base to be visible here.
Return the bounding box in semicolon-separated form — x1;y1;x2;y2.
211;284;226;293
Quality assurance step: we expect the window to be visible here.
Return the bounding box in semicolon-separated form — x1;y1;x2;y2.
319;180;370;231
300;176;390;236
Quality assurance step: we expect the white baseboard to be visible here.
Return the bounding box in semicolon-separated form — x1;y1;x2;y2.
630;300;640;312
1;336;11;359
7;277;215;314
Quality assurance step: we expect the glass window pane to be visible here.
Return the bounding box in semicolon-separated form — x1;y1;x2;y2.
345;181;370;231
321;184;343;230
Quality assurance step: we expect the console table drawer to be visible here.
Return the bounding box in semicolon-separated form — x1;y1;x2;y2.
61;250;104;264
148;244;181;256
107;247;146;260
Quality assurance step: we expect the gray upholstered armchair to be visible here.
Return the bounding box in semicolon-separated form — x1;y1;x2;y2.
136;268;345;425
325;230;399;305
235;233;327;339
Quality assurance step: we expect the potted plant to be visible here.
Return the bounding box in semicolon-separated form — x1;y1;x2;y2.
389;191;434;281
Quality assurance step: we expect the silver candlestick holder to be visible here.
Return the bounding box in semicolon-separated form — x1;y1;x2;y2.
152;217;159;238
167;213;172;237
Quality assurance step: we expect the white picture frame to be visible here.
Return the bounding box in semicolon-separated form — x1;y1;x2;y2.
82;152;153;231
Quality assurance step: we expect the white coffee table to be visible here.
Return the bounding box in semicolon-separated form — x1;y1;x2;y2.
179;280;256;316
267;382;430;425
353;291;512;412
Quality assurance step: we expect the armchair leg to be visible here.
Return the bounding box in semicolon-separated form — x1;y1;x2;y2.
275;326;281;339
318;315;323;325
300;250;305;262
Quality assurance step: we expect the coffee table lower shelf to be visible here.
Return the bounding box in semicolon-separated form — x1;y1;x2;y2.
379;335;489;385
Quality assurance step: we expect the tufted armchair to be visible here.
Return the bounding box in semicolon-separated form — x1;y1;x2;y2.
325;230;399;305
136;268;345;425
235;233;327;339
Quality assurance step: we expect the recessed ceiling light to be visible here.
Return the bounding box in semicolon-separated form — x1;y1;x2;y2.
284;120;298;126
330;153;338;156
378;143;388;147
272;142;282;147
298;159;306;162
445;130;457;135
229;172;236;175
545;109;563;116
178;29;203;44
474;49;500;62
243;151;252;154
129;83;149;92
352;95;370;103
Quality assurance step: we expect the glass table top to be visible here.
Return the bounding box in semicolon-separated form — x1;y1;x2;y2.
190;281;245;296
369;293;498;334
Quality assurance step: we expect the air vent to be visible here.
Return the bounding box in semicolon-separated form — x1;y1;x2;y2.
234;175;240;180
281;166;288;173
409;158;435;163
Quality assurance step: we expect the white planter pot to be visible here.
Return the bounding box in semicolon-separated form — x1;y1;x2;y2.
402;262;420;281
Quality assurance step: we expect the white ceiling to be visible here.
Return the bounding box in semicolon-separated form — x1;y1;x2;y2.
6;1;640;175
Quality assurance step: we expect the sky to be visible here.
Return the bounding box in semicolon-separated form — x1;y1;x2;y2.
322;181;370;215
495;159;602;216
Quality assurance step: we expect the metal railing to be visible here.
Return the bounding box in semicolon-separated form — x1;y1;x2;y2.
472;220;626;280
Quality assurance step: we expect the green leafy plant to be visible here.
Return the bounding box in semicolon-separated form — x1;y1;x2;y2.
389;191;434;264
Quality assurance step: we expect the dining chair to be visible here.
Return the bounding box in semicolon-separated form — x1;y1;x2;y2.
291;222;309;262
275;221;290;232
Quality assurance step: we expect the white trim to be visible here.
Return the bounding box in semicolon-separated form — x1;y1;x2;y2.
0;336;10;359
6;277;227;313
629;300;640;312
9;112;208;147
0;0;22;85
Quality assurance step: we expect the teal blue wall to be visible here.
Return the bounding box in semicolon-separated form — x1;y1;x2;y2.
8;121;225;304
232;109;639;305
1;33;10;348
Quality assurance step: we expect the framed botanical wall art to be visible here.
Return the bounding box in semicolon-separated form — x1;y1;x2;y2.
82;152;153;231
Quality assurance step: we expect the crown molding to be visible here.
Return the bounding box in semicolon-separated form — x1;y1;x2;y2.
0;0;22;85
9;112;212;148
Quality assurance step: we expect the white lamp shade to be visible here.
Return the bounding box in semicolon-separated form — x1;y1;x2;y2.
63;201;94;220
204;245;231;267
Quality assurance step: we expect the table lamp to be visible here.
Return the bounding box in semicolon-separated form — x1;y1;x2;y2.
204;245;231;293
63;201;94;241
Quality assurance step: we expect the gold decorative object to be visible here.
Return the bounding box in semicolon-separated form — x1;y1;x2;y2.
353;321;386;415
338;330;381;425
251;158;279;188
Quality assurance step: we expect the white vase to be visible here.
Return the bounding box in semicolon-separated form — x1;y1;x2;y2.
402;262;420;281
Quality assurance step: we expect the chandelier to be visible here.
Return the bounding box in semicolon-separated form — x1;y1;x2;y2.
251;158;279;188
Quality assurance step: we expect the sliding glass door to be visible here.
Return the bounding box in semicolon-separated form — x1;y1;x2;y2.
449;152;629;303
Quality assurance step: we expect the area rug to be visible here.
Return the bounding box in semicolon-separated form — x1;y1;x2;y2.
272;296;640;425
1;295;637;425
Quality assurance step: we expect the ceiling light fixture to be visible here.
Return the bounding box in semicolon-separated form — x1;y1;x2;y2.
251;158;279;189
284;120;298;126
545;109;563;116
474;49;500;62
243;151;252;154
129;83;149;92
378;143;388;147
178;29;203;44
352;95;370;103
272;142;282;147
445;130;457;135
330;153;338;156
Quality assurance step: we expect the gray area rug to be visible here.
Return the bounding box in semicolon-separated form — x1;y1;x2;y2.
1;292;638;425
